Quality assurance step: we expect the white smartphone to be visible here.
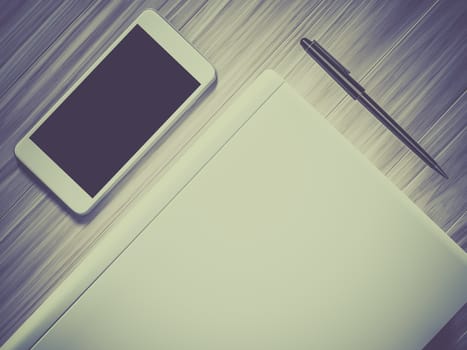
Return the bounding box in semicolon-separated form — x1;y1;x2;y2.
15;9;216;215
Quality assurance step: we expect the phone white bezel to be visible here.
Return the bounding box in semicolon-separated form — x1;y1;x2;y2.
15;9;216;215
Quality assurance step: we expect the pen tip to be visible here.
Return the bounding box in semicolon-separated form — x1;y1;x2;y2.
433;164;449;179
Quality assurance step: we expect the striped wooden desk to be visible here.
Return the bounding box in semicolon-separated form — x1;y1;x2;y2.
1;1;465;348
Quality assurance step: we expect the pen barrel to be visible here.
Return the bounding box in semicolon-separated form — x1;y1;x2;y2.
301;41;363;99
301;38;446;177
357;93;438;166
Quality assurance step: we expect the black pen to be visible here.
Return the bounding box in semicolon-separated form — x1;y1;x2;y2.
300;38;448;179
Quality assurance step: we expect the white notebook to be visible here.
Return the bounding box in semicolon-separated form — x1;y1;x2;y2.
5;70;466;350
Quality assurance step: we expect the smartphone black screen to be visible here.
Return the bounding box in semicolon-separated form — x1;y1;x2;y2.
31;25;200;197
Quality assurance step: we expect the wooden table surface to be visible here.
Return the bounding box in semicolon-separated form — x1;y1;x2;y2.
0;0;466;348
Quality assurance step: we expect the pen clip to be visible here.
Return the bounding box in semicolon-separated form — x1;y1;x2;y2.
312;41;350;75
301;38;366;98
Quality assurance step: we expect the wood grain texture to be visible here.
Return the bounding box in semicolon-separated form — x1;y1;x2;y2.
0;0;465;348
324;0;467;232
